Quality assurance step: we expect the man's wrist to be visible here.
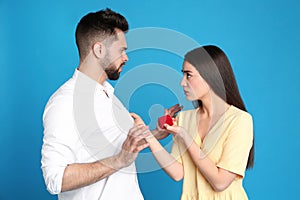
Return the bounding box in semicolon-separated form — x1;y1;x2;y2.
151;128;162;140
113;153;126;170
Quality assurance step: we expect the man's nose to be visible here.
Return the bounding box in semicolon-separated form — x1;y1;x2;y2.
122;52;128;62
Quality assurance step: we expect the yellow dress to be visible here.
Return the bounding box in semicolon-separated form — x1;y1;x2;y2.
171;105;253;200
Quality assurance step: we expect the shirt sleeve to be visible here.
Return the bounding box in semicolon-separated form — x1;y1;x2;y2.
41;97;76;194
216;112;253;177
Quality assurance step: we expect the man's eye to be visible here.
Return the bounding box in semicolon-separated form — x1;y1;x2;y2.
187;74;191;78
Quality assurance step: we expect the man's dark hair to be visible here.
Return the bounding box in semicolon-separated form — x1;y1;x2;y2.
75;8;129;60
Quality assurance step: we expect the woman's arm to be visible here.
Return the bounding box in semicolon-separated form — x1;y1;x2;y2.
145;132;184;181
184;140;236;192
130;105;184;181
165;125;237;192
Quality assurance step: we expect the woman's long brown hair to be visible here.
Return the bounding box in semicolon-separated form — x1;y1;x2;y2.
185;45;254;169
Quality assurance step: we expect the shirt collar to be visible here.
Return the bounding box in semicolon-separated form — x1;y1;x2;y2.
72;68;115;97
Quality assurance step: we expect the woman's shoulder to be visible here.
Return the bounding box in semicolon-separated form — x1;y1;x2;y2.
176;108;198;124
175;108;198;127
227;105;253;124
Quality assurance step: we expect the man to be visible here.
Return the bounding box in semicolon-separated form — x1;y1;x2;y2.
41;8;151;200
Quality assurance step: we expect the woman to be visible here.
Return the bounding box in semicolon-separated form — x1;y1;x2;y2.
145;45;254;199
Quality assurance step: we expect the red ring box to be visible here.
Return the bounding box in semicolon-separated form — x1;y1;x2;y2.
158;115;173;129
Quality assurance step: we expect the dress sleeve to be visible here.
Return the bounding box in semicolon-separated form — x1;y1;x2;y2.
170;113;183;164
216;113;253;177
170;137;183;164
41;98;76;194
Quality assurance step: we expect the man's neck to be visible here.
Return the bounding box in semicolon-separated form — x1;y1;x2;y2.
78;58;107;85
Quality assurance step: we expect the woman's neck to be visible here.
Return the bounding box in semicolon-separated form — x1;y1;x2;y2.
198;91;230;120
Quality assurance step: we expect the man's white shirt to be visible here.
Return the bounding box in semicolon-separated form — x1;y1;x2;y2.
41;69;144;200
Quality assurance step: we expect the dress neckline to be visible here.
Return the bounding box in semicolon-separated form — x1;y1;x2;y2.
195;105;233;145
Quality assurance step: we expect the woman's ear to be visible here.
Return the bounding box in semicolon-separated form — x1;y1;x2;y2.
92;42;105;59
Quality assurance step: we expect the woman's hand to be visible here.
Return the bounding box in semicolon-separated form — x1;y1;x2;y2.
163;124;185;138
164;124;193;147
154;104;183;140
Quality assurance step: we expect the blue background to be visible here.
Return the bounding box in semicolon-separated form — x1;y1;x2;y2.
1;0;300;199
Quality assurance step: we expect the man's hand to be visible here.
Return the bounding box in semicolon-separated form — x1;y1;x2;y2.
130;112;146;126
117;125;150;167
164;103;183;118
61;125;150;192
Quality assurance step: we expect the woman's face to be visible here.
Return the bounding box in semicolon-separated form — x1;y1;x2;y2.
180;61;210;101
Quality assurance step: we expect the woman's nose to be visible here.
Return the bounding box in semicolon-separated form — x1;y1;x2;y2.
180;77;186;87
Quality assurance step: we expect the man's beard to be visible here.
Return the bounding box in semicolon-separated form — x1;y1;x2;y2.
101;50;123;81
105;65;120;80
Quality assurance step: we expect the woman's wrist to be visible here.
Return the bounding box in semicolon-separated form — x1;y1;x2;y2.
176;129;193;147
145;131;156;142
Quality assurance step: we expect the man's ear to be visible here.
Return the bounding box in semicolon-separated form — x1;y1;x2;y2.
92;42;105;58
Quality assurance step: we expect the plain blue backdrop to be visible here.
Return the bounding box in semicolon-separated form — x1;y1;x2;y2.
1;0;300;199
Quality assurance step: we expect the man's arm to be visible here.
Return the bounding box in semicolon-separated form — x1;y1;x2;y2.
61;125;150;192
61;155;121;192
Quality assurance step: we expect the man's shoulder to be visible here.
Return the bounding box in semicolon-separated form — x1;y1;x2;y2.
44;78;75;114
50;77;75;100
